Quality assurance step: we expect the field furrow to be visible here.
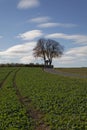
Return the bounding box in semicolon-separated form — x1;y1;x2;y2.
0;71;12;88
16;67;87;130
0;67;87;130
13;68;50;130
0;68;33;130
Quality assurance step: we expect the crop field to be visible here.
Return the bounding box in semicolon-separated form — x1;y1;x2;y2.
0;67;87;130
56;68;87;76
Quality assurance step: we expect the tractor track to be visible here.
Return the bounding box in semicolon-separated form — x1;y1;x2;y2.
13;68;50;130
0;71;13;88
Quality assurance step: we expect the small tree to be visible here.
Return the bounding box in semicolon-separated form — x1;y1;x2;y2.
33;38;64;66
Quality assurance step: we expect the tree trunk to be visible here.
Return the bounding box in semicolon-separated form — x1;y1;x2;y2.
49;59;52;66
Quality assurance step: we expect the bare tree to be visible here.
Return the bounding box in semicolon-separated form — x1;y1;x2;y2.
33;38;64;66
46;39;64;65
33;38;46;65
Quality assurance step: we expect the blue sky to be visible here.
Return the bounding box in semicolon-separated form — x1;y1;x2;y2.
0;0;87;67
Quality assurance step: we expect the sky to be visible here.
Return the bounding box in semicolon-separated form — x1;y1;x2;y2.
0;0;87;67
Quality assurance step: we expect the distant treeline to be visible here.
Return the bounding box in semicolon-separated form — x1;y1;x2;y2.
0;63;53;68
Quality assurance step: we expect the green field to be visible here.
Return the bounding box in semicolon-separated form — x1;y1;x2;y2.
0;67;87;130
56;68;87;76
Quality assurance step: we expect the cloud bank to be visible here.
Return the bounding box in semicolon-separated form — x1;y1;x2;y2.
55;45;87;67
0;41;87;67
0;42;37;63
46;33;87;44
0;28;87;67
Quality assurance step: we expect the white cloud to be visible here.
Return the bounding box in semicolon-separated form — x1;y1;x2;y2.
17;0;40;9
54;45;87;67
17;30;43;41
29;16;50;23
66;46;87;56
38;23;58;28
20;55;35;63
38;22;77;28
0;42;37;63
46;33;87;44
0;41;43;64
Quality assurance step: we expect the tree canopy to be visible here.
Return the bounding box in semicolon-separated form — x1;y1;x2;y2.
33;38;64;66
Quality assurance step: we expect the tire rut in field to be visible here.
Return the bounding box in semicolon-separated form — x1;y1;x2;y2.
13;68;50;130
0;71;13;88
